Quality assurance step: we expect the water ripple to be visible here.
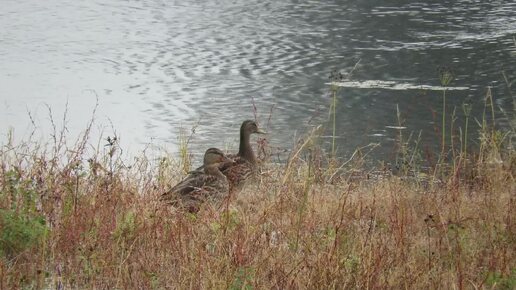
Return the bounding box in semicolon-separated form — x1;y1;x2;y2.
0;0;515;158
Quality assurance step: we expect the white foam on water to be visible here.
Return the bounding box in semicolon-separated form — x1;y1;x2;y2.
328;80;469;91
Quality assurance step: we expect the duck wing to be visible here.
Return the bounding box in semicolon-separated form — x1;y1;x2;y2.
161;173;215;200
161;173;229;211
222;158;255;189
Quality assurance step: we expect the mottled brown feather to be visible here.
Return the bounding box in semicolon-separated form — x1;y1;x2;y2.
161;148;230;212
188;120;265;192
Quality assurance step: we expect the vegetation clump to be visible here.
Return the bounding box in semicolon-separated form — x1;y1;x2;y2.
0;89;514;289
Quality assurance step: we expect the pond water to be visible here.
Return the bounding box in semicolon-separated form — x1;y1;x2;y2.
1;0;515;162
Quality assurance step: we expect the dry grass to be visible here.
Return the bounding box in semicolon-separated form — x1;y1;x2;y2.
0;117;514;289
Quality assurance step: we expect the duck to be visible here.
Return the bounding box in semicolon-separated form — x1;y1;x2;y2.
220;120;266;189
189;120;266;190
161;148;234;212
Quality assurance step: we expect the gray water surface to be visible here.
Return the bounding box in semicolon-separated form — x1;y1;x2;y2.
1;0;515;160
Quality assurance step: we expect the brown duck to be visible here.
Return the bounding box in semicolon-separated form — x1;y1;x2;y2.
189;120;266;190
161;148;234;212
221;120;266;189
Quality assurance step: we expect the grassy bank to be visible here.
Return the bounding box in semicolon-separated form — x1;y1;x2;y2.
1;76;516;289
0;117;514;289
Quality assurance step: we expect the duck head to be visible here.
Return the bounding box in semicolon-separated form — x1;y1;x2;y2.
241;120;266;136
238;120;266;163
204;148;234;172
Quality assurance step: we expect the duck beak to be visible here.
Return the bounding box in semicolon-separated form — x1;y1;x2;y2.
223;155;236;164
256;128;267;134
